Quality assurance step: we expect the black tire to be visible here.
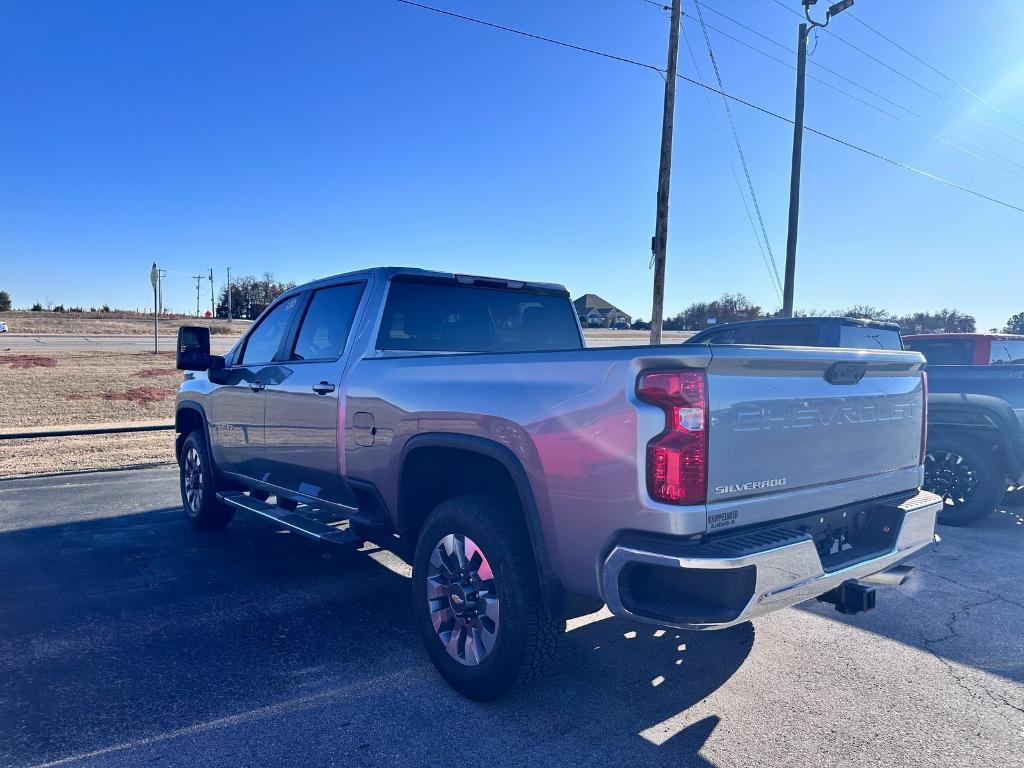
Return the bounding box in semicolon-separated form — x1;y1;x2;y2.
179;431;235;531
924;435;1005;527
412;494;561;701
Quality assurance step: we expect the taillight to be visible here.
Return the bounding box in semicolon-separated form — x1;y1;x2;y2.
637;370;708;505
920;371;928;466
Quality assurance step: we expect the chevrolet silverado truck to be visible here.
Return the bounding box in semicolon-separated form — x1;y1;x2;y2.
903;334;1024;525
174;267;940;700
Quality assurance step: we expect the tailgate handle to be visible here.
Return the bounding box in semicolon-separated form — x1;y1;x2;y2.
825;362;867;385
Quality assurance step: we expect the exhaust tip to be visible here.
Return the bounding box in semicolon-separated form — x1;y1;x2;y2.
861;564;914;587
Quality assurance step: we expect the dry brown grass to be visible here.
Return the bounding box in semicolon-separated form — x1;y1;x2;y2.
0;310;250;336
0;350;183;478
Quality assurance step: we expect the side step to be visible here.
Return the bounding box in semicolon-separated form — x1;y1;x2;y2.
217;492;362;545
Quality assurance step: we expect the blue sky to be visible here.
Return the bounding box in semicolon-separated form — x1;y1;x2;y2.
3;0;1023;330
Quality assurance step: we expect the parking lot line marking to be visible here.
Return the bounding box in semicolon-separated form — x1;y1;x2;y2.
28;672;412;768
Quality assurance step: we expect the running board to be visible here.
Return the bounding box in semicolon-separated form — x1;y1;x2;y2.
217;492;362;545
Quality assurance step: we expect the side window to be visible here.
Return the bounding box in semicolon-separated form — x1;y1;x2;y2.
290;283;364;361
240;295;302;365
706;329;737;344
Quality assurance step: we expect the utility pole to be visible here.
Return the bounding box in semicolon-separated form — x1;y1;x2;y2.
209;268;215;318
782;0;854;317
150;263;159;354
649;0;682;345
226;267;232;322
193;274;204;317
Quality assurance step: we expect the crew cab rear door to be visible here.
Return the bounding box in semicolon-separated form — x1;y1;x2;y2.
263;280;366;506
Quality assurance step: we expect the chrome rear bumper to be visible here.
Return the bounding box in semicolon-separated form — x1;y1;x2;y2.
602;489;941;630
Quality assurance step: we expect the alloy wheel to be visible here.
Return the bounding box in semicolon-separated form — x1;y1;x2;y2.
426;534;500;666
924;450;978;508
183;446;204;514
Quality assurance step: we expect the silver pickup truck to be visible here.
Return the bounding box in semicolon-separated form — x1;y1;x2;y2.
175;267;940;700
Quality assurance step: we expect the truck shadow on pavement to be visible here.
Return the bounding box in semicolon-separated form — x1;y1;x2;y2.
0;504;750;768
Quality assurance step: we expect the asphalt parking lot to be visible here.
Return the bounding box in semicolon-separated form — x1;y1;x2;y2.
1;468;1022;768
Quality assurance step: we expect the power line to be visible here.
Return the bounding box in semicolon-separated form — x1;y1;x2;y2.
690;4;783;294
681;25;782;301
695;1;1024;174
396;0;662;73
687;9;1024;182
695;1;924;121
766;0;1024;149
846;10;1024;132
397;0;1024;215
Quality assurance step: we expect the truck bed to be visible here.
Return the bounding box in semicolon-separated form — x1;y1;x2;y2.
344;342;928;599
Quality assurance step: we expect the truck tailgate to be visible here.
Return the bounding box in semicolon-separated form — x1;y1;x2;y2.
704;345;926;530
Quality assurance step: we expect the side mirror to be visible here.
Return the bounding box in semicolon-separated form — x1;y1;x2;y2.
176;326;211;371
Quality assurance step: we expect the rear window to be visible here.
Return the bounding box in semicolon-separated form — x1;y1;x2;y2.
749;323;821;347
904;338;974;365
839;324;903;350
377;280;582;353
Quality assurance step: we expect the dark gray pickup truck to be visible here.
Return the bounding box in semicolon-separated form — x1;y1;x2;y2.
174;267;939;699
902;333;1024;525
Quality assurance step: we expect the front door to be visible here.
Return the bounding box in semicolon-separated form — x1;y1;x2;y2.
264;281;365;506
208;293;304;481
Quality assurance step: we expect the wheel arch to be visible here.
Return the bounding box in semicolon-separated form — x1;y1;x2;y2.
928;395;1023;481
175;401;213;461
397;433;570;613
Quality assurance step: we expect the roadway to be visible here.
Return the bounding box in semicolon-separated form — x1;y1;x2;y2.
0;468;1021;767
0;331;690;353
0;335;239;353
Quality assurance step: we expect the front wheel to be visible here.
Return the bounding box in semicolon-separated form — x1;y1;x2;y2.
924;435;1005;527
412;495;561;701
179;431;234;531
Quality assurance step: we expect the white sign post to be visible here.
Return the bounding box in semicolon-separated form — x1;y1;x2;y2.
150;262;159;354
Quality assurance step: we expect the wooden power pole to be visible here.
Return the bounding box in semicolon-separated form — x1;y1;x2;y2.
782;23;809;318
649;0;682;345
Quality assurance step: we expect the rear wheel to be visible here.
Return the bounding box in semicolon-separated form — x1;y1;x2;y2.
412;495;560;701
924;435;1005;527
179;431;234;531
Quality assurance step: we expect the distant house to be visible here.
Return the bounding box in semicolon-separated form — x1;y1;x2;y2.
573;294;632;328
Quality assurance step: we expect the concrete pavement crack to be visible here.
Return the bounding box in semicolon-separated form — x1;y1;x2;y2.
921;594;1024;722
915;564;1024;611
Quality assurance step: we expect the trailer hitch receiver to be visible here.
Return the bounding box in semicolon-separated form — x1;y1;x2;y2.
817;580;876;615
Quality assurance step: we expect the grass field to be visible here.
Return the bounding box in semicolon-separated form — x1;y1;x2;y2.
0;328;694;478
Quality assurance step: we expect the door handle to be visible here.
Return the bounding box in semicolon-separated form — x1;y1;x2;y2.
312;381;336;395
249;382;265;392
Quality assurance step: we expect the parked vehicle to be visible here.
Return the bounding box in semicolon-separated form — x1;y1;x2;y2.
0;321;8;333
686;316;904;350
903;333;1024;366
174;268;939;700
903;334;1024;524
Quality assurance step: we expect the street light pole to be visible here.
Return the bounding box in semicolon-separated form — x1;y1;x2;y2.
781;0;854;318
